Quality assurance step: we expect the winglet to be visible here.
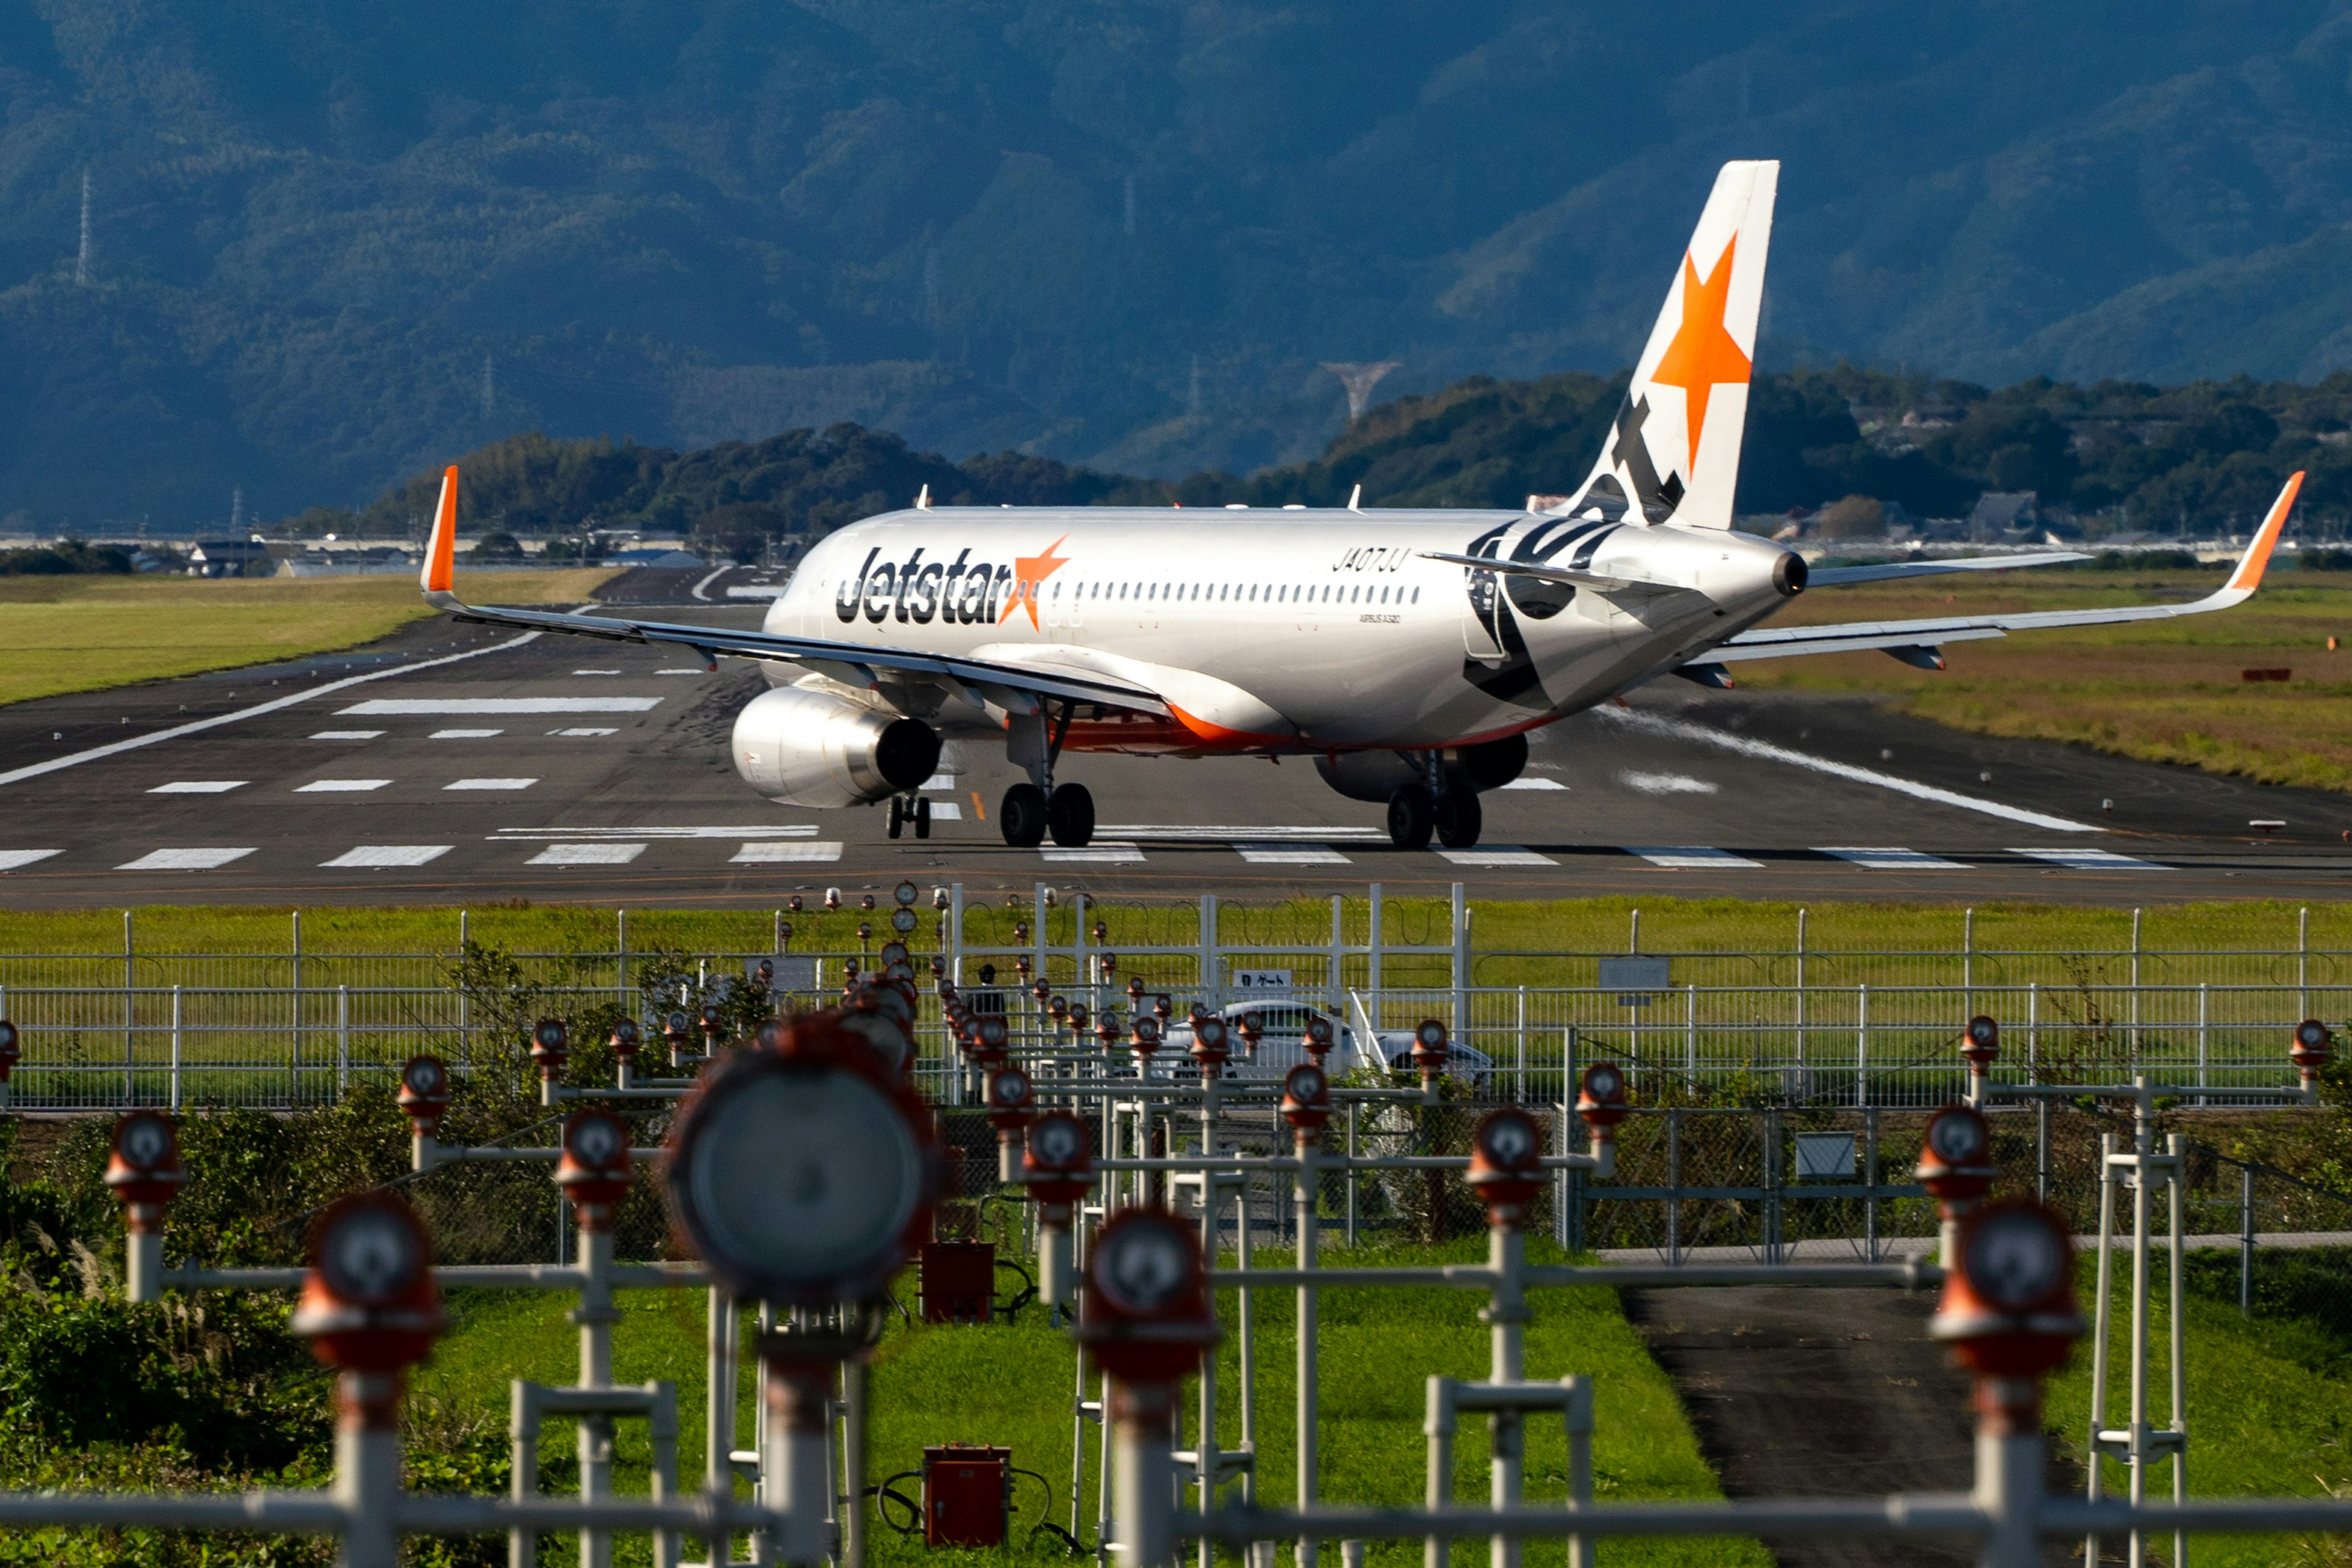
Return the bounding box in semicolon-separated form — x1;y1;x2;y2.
421;466;460;600
2226;470;2303;594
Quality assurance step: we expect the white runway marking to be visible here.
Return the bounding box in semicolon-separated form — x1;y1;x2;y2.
0;850;60;871
1598;705;2097;832
920;774;957;791
1626;846;1763;869
1438;845;1556;867
731;841;844;863
2010;846;2170;871
447;778;538;791
310;729;384;741
0;632;540;793
1101;824;1389;842
657;668;706;676
296;778;392;793
573;669;622;676
323;845;452;868
118;847;254;871
430;728;503;739
528;843;647;866
493;825;816;840
928;801;963;821
1818;846;1970;870
341;698;658;715
150;780;246;794
1500;777;1569;791
1044;842;1146;864
549;727;617;737
1237;843;1351;864
1619;771;1719;796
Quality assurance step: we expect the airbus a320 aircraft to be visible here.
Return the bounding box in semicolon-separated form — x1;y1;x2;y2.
420;159;2302;851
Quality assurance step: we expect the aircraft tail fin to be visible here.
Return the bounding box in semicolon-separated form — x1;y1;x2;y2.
1562;160;1777;531
420;466;459;603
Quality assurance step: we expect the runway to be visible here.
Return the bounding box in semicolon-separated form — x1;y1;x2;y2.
0;568;2346;909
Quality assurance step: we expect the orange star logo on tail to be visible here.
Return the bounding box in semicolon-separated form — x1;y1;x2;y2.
1000;535;1071;630
1647;235;1751;473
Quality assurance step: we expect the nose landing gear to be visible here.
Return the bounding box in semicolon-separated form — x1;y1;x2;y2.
1387;752;1484;850
887;794;933;840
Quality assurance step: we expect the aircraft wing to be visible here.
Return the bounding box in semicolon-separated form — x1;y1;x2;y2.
1702;473;2301;666
1806;551;2089;586
416;467;1170;717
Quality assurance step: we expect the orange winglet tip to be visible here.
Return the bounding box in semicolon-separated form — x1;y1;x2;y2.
423;466;459;594
2228;471;2303;593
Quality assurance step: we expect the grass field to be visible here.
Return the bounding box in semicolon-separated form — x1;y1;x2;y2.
413;1238;1768;1568
0;568;616;708
1754;565;2352;791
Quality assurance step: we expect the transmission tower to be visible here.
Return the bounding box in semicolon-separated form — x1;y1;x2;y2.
1321;361;1401;424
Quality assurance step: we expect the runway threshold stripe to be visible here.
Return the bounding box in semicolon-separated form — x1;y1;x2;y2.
341;698;658;715
1596;706;2098;833
117;848;254;870
150;780;246;794
0;632;541;792
1438;845;1556;867
492;826;816;840
2009;847;2171;871
322;846;452;869
731;842;843;863
1626;846;1763;869
0;850;60;871
447;778;539;791
1236;843;1350;864
296;779;391;793
1044;842;1146;863
310;730;384;741
1099;824;1390;842
1499;778;1569;791
529;843;647;866
1817;846;1970;870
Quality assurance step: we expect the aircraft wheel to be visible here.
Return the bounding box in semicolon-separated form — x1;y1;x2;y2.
1047;782;1096;847
914;796;932;840
1387;785;1434;850
1435;790;1483;850
1001;783;1049;848
887;796;905;840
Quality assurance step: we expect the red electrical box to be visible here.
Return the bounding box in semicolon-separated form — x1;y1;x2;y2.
922;1444;1010;1547
920;1241;996;1324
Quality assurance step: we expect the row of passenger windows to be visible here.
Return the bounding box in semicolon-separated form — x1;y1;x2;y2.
1056;579;1419;605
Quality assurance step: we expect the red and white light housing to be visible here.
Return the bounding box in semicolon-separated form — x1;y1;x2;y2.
292;1193;445;1378
986;1065;1037;1135
1575;1062;1629;1131
1280;1062;1331;1136
1190;1016;1231;1075
397;1055;452;1139
1077;1207;1217;1385
1302;1015;1334;1063
663;1009;691;1058
1130;1014;1162;1061
972;1013;1011;1066
105;1110;186;1227
530;1017;570;1080
1961;1015;2000;1077
2293;1019;2332;1094
556;1110;635;1226
609;1018;642;1064
666;1011;941;1305
1917;1104;1999;1210
1931;1199;2083;1381
1022;1110;1095;1209
1411;1019;1450;1082
1237;1012;1263;1055
0;1018;18;1085
699;1000;726;1050
1468;1107;1546;1219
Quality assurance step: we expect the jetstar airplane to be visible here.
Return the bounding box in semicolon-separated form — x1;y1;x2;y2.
420;159;2304;852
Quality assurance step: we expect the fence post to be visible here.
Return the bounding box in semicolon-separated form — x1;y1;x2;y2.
1368;883;1383;996
1516;986;1528;1103
170;984;182;1112
292;909;303;1106
1962;906;1974;1019
1794;907;1807;1082
1855;985;1869;1109
619;907;631;1007
338;984;351;1099
1863;1106;1879;1262
123;909;134;1107
1201;894;1219;1010
1450;884;1468;1042
2130;906;2143;1066
950;883;965;985
458;908;471;1060
1327;896;1344;1019
2300;905;2311;1021
2198;982;2209;1104
1685;984;1698;1083
2241;1163;2256;1319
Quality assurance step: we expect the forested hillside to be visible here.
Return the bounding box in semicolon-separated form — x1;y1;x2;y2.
6;0;2352;523
326;366;2352;551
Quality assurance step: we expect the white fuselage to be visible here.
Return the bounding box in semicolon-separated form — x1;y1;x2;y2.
763;506;1798;752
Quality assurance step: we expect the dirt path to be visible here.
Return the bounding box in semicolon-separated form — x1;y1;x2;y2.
1622;1286;2088;1568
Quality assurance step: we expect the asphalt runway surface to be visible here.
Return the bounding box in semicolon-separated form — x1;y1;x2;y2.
0;566;2346;909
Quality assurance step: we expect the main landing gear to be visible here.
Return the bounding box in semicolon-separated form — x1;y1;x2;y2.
886;794;932;840
1386;755;1483;851
1000;699;1095;849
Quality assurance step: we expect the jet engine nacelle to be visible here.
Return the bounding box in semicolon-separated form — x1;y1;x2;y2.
731;685;941;808
1314;734;1528;803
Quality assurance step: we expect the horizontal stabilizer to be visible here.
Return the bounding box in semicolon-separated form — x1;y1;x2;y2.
1807;551;2087;587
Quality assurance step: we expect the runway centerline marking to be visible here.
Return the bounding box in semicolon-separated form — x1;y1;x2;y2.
1817;846;1971;870
1500;778;1569;791
2010;846;2171;871
296;778;393;793
309;730;384;741
572;669;622;676
150;780;246;794
1100;824;1390;842
731;841;843;863
447;778;538;791
1597;705;2098;832
0;631;541;792
491;825;816;840
1237;843;1351;864
1620;770;1719;796
118;847;254;871
0;850;60;871
1438;845;1556;867
1626;846;1765;869
340;698;659;715
528;843;647;866
1044;842;1145;864
929;801;963;821
430;728;503;739
549;727;617;737
323;845;452;869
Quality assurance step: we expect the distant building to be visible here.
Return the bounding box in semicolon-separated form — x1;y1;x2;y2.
186;540;271;578
1968;492;2039;538
603;547;706;568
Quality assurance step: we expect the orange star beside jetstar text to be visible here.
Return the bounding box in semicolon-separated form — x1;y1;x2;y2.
1000;535;1071;630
